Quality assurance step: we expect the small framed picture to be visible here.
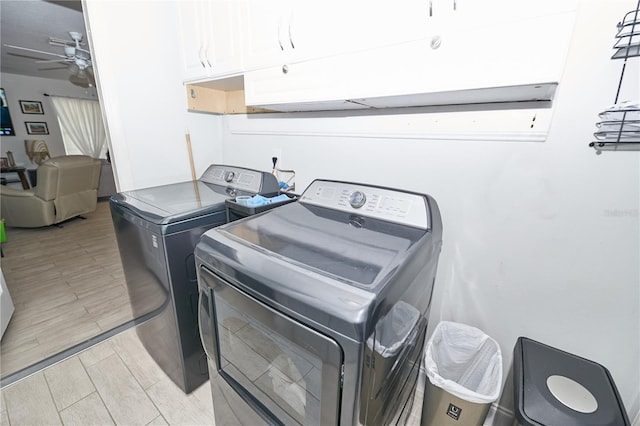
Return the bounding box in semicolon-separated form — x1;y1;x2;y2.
19;100;44;114
25;121;49;135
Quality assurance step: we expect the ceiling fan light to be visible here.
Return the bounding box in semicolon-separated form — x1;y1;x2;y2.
77;58;90;69
68;62;80;76
68;32;83;43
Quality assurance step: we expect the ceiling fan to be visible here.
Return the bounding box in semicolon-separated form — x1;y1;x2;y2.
4;31;94;86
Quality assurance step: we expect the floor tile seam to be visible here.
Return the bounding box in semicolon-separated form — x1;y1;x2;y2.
144;376;214;426
2;273;64;285
33;317;102;347
109;336;165;395
77;334;123;370
75;364;119;426
23;296;84;319
73;286;113;302
12;310;93;336
34;370;65;426
56;389;95;414
0;341;42;361
4;283;63;296
41;358;89;413
92;350;161;425
0;391;6;416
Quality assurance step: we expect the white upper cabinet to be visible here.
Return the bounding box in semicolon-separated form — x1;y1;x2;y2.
345;0;578;103
179;0;244;82
184;0;578;111
243;0;432;71
245;0;578;111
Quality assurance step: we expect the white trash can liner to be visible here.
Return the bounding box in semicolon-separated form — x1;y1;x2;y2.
424;321;503;404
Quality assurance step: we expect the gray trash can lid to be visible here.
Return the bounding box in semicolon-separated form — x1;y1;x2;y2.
513;337;630;426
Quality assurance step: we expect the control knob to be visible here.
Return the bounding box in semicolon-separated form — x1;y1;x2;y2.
224;171;235;183
348;191;367;209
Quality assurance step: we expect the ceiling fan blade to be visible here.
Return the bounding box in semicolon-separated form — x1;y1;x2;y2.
75;47;91;55
4;44;68;59
49;37;75;47
35;58;73;64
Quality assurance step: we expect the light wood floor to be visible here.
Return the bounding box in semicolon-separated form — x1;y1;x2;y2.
0;200;133;378
0;327;215;426
0;325;426;425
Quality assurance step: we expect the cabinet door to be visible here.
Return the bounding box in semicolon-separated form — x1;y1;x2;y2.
243;0;294;70
202;0;244;78
179;0;210;81
245;0;430;70
180;0;244;82
347;0;577;103
340;0;430;52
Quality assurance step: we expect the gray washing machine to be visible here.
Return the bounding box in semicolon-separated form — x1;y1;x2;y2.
195;179;443;425
110;165;279;394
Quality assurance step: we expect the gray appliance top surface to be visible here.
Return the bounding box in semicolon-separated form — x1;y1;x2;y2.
113;180;239;222
196;180;441;340
219;200;426;286
111;165;279;225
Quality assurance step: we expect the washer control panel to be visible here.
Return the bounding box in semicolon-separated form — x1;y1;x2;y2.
200;165;279;193
300;180;430;229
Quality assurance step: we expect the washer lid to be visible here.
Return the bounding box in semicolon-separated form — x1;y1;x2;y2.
112;181;246;224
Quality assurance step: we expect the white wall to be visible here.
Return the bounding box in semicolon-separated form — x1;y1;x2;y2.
220;0;640;419
0;73;94;169
83;0;223;192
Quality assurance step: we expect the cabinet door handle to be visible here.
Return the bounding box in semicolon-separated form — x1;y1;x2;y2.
203;41;213;68
277;17;284;50
288;22;295;49
198;45;206;68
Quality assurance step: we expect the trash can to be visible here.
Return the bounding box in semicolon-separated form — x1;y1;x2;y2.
421;321;503;426
513;337;630;426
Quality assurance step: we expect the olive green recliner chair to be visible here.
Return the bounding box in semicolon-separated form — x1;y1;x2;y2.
0;155;101;228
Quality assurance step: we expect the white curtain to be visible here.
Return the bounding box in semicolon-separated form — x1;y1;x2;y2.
50;96;108;158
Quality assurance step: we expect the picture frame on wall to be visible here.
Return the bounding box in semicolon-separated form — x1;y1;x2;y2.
25;121;49;135
19;100;44;114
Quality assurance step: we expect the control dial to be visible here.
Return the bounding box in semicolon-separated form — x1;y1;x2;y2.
348;191;367;209
224;171;235;183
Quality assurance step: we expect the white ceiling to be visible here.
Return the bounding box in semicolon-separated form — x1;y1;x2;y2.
1;0;87;82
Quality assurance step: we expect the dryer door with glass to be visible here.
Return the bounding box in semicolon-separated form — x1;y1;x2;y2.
199;267;343;426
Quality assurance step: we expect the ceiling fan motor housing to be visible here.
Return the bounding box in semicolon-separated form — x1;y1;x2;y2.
4;30;93;85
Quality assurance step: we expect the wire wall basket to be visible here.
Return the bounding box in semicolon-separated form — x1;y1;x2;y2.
590;3;640;152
